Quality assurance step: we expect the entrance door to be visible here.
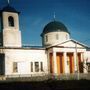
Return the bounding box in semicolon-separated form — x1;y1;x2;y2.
67;53;74;73
49;53;54;74
0;54;5;75
78;53;83;73
56;53;64;75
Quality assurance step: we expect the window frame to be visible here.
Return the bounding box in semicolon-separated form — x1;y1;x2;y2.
35;62;39;72
13;62;18;73
40;62;44;72
45;35;48;42
8;16;14;27
31;62;33;72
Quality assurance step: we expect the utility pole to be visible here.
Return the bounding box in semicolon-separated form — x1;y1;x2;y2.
75;39;90;80
75;41;79;80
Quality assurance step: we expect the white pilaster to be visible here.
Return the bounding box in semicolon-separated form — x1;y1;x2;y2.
39;62;41;72
53;52;57;75
64;52;67;73
74;52;77;72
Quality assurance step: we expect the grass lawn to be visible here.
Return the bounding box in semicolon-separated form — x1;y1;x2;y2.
0;80;90;90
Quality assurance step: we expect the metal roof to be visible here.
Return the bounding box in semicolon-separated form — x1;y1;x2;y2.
41;21;70;36
0;5;19;13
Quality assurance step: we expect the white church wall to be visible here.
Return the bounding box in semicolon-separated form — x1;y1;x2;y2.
43;32;70;46
4;48;48;76
3;30;21;47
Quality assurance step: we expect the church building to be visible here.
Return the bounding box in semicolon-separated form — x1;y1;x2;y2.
0;4;90;79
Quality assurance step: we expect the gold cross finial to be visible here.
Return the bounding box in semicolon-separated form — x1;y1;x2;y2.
7;0;10;4
53;12;56;20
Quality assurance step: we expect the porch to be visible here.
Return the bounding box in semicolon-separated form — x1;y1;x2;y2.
49;51;85;75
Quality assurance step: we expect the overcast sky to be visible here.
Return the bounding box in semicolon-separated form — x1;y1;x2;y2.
0;0;90;46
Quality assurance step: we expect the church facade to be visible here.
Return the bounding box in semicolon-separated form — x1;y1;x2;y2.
0;5;90;78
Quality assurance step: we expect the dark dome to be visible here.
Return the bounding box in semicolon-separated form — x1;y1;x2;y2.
41;21;69;36
1;5;19;13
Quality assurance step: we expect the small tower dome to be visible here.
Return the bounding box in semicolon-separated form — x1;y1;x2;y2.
41;20;70;47
1;5;19;13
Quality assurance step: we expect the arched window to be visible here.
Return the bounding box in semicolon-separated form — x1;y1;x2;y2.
8;16;14;27
45;35;48;42
56;34;59;40
66;34;68;40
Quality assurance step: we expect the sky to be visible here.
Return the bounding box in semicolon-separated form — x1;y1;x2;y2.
0;0;90;46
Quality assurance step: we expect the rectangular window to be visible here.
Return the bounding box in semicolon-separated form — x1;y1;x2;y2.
35;62;39;72
45;35;48;42
41;62;44;71
13;62;18;73
31;62;33;72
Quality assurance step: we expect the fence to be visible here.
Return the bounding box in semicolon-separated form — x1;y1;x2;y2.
0;73;90;81
49;73;90;80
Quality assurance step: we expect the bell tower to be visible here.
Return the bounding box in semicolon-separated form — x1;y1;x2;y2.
0;4;22;47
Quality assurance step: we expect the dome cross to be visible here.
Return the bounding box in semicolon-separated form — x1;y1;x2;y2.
53;12;56;21
7;0;10;4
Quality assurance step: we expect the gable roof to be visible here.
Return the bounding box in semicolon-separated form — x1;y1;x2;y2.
46;39;90;49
